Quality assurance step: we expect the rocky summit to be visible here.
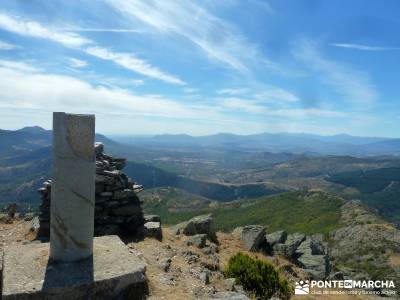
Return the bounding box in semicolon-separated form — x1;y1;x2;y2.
235;226;330;280
37;142;145;239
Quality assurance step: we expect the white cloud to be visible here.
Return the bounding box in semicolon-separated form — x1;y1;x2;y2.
0;12;91;48
0;60;39;72
0;60;354;135
254;87;299;103
0;40;19;50
217;88;249;96
218;97;266;114
330;43;400;51
294;39;377;105
272;108;346;118
0;60;203;119
131;79;144;85
68;58;88;68
0;12;184;85
217;86;299;103
59;28;141;33
85;46;185;85
105;0;263;72
217;96;343;118
183;87;198;94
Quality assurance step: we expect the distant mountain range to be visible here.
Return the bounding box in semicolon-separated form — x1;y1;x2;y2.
0;126;116;157
1;126;400;224
1;126;399;157
112;132;399;156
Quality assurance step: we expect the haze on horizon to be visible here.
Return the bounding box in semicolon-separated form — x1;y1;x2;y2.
0;1;399;138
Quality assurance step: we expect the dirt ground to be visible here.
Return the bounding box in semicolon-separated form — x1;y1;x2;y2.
0;219;387;299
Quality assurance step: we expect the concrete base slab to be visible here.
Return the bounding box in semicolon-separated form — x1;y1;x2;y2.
2;235;147;300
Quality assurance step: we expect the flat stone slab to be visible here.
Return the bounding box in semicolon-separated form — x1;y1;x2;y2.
2;235;147;300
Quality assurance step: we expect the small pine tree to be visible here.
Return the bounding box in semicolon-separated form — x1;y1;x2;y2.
225;252;293;299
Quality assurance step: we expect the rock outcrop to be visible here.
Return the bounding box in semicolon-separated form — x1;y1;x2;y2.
143;221;162;240
329;200;400;291
171;214;215;238
37;142;145;239
273;233;306;258
240;225;266;251
236;226;330;280
295;235;329;279
265;230;287;247
186;234;208;248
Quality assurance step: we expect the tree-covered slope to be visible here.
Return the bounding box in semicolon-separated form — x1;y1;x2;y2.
326;168;400;223
143;190;343;234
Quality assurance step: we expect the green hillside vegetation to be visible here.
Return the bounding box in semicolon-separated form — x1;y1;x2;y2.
141;187;212;212
124;161;283;201
326;168;400;223
225;252;293;299
143;190;343;234
0;158;50;204
327;167;400;193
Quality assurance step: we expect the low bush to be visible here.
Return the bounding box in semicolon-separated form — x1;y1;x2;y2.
225;252;293;299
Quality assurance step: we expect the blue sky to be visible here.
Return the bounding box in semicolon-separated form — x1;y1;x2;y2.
0;0;399;137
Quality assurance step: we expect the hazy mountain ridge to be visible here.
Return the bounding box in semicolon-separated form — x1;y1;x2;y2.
0;126;118;157
1;127;400;225
112;132;398;156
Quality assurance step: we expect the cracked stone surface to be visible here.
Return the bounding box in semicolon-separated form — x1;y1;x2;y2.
2;235;147;300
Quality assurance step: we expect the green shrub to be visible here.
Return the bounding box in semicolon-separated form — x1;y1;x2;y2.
225;252;293;299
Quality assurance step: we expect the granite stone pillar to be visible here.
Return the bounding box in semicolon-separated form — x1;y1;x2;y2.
50;112;95;262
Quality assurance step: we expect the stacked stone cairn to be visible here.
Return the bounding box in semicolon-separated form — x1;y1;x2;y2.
37;142;145;239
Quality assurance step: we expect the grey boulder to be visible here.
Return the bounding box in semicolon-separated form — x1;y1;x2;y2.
170;214;214;238
265;230;287;247
272;233;305;258
143;221;162;240
186;234;208;248
144;214;161;223
241;225;266;251
298;254;329;279
295;236;329;279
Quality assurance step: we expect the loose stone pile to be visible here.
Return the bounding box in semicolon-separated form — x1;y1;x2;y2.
37;142;145;238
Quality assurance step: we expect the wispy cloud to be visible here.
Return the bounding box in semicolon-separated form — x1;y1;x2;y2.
0;60;197;118
0;12;91;48
254;87;299;103
0;60;39;72
85;47;185;85
218;97;266;114
272;108;346;118
68;58;88;68
330;43;400;51
0;12;184;85
132;79;144;85
217;86;299;103
59;28;141;33
217;96;343;118
294;39;377;105
0;39;19;50
217;88;249;96
105;0;264;73
183;87;198;94
249;0;275;14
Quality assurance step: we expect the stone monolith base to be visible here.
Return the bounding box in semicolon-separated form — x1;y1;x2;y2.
1;236;147;300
